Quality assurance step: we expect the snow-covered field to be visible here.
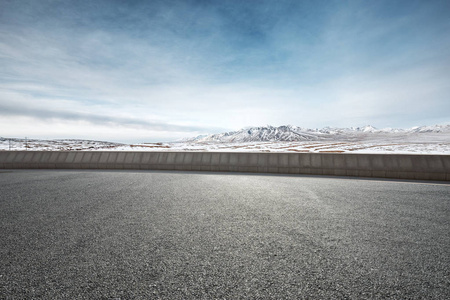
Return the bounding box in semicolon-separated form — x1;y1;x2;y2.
2;124;449;154
1;138;449;154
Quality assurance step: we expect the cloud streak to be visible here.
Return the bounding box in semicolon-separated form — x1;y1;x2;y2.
0;101;223;134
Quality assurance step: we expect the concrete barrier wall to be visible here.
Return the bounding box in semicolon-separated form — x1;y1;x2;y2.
0;151;449;181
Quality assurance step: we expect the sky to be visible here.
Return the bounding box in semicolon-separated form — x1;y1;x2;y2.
1;0;449;142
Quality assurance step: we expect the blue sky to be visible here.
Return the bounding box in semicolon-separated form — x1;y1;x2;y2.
1;0;449;142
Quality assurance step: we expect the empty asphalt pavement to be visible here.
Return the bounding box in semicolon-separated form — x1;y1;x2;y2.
1;170;449;299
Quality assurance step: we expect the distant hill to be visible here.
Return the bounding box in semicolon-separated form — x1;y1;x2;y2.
181;124;450;143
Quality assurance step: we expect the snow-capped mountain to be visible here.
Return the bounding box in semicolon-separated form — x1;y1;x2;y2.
189;125;320;143
183;124;450;143
1;124;449;153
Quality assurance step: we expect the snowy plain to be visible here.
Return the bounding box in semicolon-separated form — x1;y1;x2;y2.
1;125;449;154
1;139;449;154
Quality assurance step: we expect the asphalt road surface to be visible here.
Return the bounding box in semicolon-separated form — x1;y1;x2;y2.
1;170;449;299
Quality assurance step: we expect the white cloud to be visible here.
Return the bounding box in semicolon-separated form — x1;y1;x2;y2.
1;1;449;141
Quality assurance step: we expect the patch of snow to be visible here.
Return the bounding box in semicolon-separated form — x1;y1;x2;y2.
1;124;449;154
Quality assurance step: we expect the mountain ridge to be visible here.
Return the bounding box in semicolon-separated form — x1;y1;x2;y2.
181;124;450;143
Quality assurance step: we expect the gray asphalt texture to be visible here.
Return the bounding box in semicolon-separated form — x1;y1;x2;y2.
0;170;449;299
